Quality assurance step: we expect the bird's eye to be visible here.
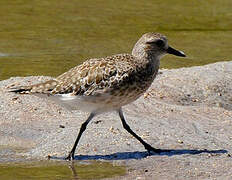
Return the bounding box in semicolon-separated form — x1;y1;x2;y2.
155;40;164;47
146;39;165;47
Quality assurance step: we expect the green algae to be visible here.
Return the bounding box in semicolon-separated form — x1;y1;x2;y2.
0;161;126;180
0;0;231;80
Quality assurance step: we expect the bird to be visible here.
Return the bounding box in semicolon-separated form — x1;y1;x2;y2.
9;32;186;160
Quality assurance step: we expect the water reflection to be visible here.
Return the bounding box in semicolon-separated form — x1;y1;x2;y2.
0;53;9;57
69;162;79;180
0;161;126;180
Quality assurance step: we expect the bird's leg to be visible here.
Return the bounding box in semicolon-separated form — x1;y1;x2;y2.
118;108;167;154
65;113;95;161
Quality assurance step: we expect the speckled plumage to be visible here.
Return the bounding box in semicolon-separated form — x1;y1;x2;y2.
10;32;186;160
11;33;169;112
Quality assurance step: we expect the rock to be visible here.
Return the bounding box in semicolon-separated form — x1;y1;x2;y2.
0;61;232;179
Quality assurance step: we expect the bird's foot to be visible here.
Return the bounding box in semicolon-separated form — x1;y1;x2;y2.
65;152;75;161
144;144;171;155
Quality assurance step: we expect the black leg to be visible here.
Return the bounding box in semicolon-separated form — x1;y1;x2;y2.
65;113;95;160
118;108;168;154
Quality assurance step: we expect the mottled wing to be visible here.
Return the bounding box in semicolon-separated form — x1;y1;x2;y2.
9;54;137;96
51;54;137;96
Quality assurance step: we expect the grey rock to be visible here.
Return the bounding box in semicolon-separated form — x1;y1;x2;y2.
0;61;232;179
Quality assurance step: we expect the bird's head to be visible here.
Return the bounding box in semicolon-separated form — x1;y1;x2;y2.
132;32;186;59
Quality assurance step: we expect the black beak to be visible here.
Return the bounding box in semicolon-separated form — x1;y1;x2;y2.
167;46;186;57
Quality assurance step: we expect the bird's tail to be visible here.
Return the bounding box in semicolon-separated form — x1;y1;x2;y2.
9;86;32;93
8;79;58;94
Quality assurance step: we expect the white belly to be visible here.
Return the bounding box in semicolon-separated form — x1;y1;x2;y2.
35;93;138;113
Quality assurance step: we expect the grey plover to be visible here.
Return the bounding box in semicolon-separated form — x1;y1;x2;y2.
10;32;186;160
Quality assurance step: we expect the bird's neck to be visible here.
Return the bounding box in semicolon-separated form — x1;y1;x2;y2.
145;51;160;79
132;48;161;71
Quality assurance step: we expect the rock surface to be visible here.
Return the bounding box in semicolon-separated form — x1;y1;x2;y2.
0;61;232;179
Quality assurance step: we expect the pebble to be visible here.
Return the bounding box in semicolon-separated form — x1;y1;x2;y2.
59;125;65;128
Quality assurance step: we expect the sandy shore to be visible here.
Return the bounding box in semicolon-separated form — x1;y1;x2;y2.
1;61;232;179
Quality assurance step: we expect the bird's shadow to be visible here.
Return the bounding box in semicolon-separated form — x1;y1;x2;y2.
51;149;227;161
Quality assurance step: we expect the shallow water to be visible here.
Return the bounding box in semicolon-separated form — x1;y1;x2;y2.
0;161;126;180
0;0;231;80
